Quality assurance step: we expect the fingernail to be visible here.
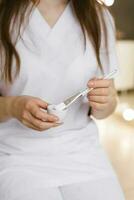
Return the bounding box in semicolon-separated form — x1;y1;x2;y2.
54;117;59;121
53;123;62;127
57;121;64;124
88;81;94;87
54;123;59;125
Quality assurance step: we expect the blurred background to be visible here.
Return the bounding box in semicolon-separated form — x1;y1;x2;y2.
96;1;134;199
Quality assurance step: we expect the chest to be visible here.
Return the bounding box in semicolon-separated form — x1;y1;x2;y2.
12;35;98;101
1;5;99;103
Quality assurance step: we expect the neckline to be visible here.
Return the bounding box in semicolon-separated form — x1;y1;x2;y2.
28;1;88;51
35;2;71;31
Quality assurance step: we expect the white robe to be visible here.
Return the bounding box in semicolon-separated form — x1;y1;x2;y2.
0;1;119;190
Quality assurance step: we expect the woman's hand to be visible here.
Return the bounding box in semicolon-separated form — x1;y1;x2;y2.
10;96;61;131
87;77;117;119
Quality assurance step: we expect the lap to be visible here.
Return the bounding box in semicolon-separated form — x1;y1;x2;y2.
0;176;63;200
0;170;125;200
11;188;63;200
60;176;125;200
0;170;63;200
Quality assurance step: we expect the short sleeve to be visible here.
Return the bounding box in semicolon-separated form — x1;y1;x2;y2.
96;8;120;79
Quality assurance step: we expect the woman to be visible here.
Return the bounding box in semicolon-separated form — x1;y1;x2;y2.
0;0;125;199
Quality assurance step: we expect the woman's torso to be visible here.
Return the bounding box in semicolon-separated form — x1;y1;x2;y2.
0;2;100;155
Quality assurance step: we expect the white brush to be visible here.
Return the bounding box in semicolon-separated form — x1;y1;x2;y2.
53;69;118;111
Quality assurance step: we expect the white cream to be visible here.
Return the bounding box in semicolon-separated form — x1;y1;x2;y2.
54;103;66;111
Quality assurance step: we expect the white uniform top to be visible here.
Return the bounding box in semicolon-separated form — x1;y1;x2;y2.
0;2;119;187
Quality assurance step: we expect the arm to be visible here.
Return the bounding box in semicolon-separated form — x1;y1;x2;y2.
0;96;16;122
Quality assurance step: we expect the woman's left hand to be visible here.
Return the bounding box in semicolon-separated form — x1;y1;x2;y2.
87;77;117;112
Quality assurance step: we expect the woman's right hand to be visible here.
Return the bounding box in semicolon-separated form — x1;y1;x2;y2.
10;96;61;131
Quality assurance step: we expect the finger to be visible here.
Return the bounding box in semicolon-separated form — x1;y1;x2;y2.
23;120;61;132
89;101;108;111
87;88;109;96
35;98;49;109
24;113;61;131
22;120;43;131
38;109;60;122
88;79;111;88
42;112;60;122
30;106;59;122
39;121;62;131
87;95;109;104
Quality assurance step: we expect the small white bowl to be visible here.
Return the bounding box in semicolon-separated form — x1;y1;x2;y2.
47;104;68;123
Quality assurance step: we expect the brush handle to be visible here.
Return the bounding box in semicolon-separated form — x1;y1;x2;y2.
57;69;118;110
81;69;118;97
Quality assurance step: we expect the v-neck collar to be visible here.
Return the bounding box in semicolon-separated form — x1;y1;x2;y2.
29;1;80;46
35;2;71;31
31;1;72;37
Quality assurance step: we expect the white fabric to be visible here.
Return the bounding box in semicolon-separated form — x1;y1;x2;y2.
0;0;121;190
0;177;125;200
